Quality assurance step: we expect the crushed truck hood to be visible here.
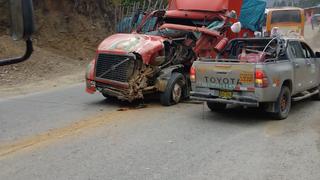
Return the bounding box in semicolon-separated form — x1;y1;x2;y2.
98;33;166;64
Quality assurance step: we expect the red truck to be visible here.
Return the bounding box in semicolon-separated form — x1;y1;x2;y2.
85;0;264;106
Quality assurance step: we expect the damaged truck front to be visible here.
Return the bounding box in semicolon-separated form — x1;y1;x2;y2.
85;0;263;106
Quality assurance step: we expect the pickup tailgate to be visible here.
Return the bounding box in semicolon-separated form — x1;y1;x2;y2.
194;61;256;92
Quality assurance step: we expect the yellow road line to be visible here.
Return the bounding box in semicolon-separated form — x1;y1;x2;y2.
0;110;123;159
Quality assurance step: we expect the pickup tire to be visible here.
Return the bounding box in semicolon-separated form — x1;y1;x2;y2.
207;102;227;111
273;86;291;120
160;72;185;106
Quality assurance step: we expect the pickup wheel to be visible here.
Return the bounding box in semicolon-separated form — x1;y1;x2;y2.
207;102;227;111
273;86;291;120
160;73;185;106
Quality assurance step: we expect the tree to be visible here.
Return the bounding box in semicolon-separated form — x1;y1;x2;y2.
279;1;286;7
298;0;319;8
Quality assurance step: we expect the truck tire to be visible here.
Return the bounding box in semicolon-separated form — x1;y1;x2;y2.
273;86;291;120
207;102;227;111
160;72;185;106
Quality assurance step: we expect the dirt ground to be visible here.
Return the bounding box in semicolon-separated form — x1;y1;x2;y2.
305;24;320;52
0;35;86;97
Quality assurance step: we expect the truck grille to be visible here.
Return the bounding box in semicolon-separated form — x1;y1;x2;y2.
95;54;135;83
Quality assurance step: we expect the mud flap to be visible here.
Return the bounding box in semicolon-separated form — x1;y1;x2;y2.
264;102;277;113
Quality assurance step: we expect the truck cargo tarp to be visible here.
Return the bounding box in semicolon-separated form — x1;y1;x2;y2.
239;0;266;31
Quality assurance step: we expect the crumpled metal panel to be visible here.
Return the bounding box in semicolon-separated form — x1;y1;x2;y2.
97;34;165;65
168;0;228;12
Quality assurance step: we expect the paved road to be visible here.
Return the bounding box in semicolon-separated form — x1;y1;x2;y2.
0;84;320;180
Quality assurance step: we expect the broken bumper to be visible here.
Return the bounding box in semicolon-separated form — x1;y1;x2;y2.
190;91;259;107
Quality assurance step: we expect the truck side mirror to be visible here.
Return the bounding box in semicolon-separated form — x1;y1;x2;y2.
0;0;35;66
316;52;320;58
10;0;34;40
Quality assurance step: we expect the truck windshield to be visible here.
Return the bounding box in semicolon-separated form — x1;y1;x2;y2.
116;9;225;35
271;10;301;24
144;17;224;38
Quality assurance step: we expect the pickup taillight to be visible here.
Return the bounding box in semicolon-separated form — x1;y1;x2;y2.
190;66;196;82
255;69;268;88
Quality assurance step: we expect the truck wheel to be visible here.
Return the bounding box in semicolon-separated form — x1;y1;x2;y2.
160;73;185;106
207;102;227;111
273;86;291;120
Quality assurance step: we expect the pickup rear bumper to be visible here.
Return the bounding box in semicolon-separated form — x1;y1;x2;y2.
190;91;259;107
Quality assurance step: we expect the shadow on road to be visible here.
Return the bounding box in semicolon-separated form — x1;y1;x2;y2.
87;94;162;110
203;107;270;125
87;91;320;125
201;98;319;124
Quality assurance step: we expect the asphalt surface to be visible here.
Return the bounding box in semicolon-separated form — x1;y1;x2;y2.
0;84;320;180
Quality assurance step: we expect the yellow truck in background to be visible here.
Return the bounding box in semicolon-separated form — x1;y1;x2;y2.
264;7;305;37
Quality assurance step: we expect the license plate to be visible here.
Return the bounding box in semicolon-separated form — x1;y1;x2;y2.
219;90;233;99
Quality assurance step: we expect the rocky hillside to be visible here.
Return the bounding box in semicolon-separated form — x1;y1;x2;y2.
0;0;122;93
34;0;120;60
1;0;119;60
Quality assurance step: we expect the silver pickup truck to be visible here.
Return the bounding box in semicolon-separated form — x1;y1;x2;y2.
190;37;320;120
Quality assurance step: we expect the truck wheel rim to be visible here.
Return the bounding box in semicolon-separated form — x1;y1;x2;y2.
172;83;182;103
